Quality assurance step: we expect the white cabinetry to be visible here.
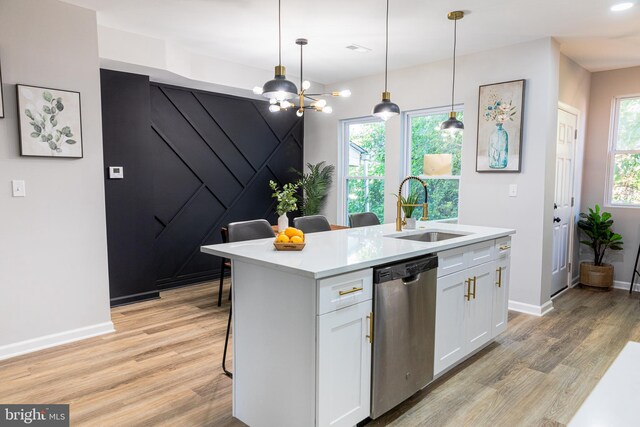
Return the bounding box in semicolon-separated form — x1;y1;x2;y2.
434;237;511;376
434;270;467;374
493;238;511;336
317;269;372;427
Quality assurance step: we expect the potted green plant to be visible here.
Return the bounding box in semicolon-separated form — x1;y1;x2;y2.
577;204;623;290
269;180;299;232
294;162;335;216
394;192;420;229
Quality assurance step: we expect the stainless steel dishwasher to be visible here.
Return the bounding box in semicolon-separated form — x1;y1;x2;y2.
371;254;438;419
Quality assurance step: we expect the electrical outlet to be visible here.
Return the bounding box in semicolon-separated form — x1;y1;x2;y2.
508;184;517;197
12;180;26;197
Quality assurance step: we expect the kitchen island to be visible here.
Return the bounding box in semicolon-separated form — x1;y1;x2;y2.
201;222;515;427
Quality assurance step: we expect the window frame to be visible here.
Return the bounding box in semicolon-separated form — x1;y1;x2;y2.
402;104;464;221
605;94;640;208
338;116;386;225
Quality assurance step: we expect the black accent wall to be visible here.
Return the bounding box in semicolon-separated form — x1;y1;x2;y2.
101;70;303;305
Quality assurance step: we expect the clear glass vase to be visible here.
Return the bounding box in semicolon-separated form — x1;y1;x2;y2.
489;123;509;169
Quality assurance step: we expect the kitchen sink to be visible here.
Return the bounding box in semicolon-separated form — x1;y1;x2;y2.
393;231;467;242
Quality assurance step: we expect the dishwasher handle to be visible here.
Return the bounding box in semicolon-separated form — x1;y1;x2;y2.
374;255;438;284
402;273;421;285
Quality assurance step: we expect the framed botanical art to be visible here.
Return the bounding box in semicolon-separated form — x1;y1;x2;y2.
0;60;4;118
476;79;525;172
17;84;83;158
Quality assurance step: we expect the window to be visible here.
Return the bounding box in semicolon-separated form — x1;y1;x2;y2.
341;118;386;223
608;95;640;207
404;106;463;220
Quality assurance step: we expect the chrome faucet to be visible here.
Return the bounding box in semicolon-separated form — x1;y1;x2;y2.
396;176;429;231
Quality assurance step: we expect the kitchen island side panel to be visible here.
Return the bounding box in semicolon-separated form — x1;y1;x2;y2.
232;260;317;427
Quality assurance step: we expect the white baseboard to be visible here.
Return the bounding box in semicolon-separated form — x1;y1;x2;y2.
508;299;554;317
613;280;638;292
0;321;114;361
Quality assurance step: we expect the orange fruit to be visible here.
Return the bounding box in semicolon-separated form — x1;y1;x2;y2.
284;227;299;238
275;234;290;243
290;236;304;244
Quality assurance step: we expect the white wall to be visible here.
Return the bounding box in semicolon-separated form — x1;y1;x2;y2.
582;66;640;285
558;54;591;284
0;0;112;359
97;26;324;100
305;38;561;312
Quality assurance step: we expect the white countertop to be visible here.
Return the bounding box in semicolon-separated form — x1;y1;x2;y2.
201;222;515;279
569;341;640;427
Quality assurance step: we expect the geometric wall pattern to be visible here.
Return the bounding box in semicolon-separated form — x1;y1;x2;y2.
149;83;303;288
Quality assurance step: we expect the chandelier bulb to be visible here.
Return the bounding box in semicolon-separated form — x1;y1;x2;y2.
253;86;264;95
302;81;311;90
269;104;281;113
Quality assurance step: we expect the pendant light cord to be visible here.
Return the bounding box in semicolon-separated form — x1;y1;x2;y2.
384;0;389;92
300;42;303;88
451;17;457;111
278;0;282;66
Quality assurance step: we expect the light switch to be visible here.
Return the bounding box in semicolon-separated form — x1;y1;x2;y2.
508;184;517;197
12;180;26;197
109;166;124;179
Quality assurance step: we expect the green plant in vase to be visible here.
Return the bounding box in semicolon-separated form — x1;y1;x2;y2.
269;180;299;232
394;191;420;229
577;204;623;289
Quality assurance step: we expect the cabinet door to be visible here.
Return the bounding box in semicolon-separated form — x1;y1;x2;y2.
434;270;468;375
465;262;495;354
317;300;372;427
492;256;510;337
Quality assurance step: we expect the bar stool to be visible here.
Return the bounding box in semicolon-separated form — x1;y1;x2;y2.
217;227;232;307
293;215;331;234
629;241;640;294
349;212;381;228
221;219;275;378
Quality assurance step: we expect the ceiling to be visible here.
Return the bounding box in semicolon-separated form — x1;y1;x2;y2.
62;0;640;84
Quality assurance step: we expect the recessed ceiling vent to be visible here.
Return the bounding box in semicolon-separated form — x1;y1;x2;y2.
346;44;372;53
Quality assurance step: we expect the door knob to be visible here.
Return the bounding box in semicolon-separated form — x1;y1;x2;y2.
554;203;558;210
553;217;561;223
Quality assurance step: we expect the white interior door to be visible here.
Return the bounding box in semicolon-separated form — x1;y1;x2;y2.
551;108;577;296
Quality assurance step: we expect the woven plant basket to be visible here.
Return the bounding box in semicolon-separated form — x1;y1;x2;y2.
579;262;614;290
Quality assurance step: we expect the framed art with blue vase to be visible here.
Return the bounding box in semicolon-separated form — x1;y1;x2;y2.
476;79;525;172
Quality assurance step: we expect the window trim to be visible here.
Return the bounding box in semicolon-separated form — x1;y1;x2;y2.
605;94;640;208
338;116;385;225
401;104;464;220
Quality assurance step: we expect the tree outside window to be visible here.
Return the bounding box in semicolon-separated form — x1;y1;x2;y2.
343;119;385;223
405;108;463;220
608;96;640;206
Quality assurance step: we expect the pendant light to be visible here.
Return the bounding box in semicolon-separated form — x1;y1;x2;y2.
253;0;297;104
441;11;465;132
372;0;400;121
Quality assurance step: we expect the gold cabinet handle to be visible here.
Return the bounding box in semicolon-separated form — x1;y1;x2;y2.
339;286;363;296
464;279;471;301
472;276;477;299
366;312;373;343
499;245;511;250
496;267;502;287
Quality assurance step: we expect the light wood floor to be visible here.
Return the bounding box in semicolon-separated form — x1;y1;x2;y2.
1;282;639;426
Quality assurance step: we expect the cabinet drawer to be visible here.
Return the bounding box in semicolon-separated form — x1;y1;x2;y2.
437;246;467;277
467;240;494;267
318;268;373;315
438;240;496;277
495;237;511;260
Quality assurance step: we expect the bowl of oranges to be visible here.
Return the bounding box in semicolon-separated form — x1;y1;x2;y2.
274;227;305;251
